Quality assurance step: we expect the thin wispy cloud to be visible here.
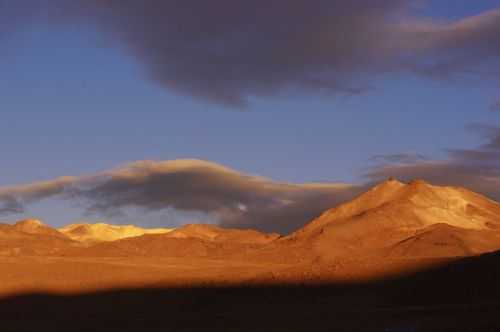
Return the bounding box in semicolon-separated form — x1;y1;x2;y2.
491;101;500;112
370;153;429;165
367;125;500;201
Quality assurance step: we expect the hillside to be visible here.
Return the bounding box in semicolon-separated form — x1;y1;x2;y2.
284;179;500;259
59;223;173;243
0;219;77;256
67;224;280;258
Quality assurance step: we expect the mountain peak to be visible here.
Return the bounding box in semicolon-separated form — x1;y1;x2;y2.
15;219;46;227
408;179;431;187
59;223;173;243
166;224;280;244
385;176;403;184
373;178;433;192
13;219;67;238
167;224;229;240
370;177;406;192
293;179;500;244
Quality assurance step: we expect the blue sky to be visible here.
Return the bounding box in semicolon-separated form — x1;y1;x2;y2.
0;1;499;229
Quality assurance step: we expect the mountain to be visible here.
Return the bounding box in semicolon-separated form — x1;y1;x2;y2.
3;179;500;331
0;219;76;256
165;224;280;244
2;179;500;264
69;224;280;258
59;223;174;243
284;178;500;259
13;219;68;238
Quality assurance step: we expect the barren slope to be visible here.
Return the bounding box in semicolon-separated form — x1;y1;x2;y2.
63;224;280;259
166;224;280;244
59;223;173;243
0;220;77;256
283;179;500;259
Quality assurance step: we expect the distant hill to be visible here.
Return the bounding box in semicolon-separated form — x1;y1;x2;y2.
0;219;76;256
59;223;173;243
68;224;280;258
2;179;500;265
165;224;280;244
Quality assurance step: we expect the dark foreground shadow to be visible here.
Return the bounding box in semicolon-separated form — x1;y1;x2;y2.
2;252;500;332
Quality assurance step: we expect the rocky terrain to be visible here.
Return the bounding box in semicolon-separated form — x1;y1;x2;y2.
1;179;500;331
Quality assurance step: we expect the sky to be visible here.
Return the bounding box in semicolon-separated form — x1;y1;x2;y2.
0;0;499;233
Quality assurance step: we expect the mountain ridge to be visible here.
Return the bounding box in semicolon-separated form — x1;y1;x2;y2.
59;223;174;243
2;178;500;261
281;178;500;260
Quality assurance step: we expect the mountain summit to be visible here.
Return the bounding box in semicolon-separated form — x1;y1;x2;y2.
166;224;280;244
287;179;500;258
59;223;174;243
2;179;500;261
14;219;68;238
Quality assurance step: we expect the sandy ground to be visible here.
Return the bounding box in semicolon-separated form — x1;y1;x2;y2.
0;254;457;297
2;180;500;331
1;253;500;332
0;256;290;296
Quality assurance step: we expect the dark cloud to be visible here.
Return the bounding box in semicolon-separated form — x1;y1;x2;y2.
367;125;500;201
370;153;429;165
0;160;362;233
402;9;500;79
0;197;24;215
1;126;499;233
56;0;410;106
0;176;76;214
1;1;499;106
218;185;364;233
465;124;500;150
490;101;500;112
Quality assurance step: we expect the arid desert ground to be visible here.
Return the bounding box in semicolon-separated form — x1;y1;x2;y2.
2;179;500;331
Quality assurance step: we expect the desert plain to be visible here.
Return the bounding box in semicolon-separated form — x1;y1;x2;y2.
2;179;500;331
